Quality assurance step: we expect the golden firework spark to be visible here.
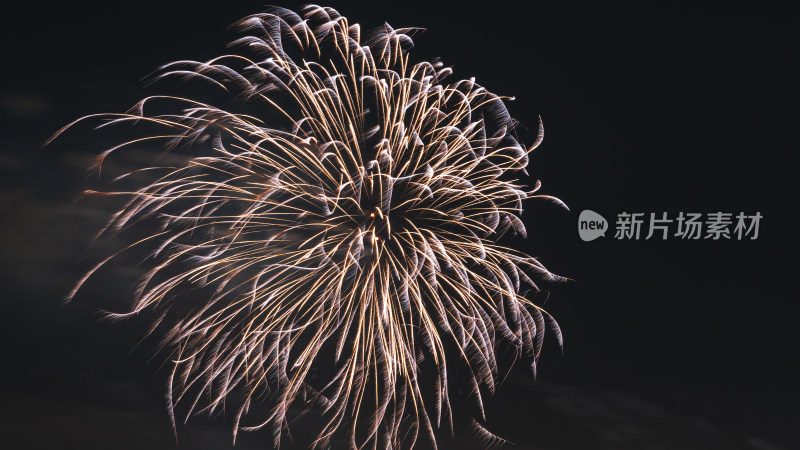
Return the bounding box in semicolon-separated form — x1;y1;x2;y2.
55;5;566;448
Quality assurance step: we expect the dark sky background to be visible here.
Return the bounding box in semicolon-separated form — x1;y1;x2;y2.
1;1;797;449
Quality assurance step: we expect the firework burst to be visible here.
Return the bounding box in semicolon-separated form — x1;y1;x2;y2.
55;5;566;448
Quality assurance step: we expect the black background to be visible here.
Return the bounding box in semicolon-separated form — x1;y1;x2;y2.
1;1;797;449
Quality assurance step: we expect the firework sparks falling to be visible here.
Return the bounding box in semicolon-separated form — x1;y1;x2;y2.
55;5;567;448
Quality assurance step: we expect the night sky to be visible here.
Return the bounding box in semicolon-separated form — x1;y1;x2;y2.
1;1;797;449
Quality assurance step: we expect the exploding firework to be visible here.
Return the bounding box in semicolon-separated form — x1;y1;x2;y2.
55;5;566;448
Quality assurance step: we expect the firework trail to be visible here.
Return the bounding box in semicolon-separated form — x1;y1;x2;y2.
54;5;566;448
